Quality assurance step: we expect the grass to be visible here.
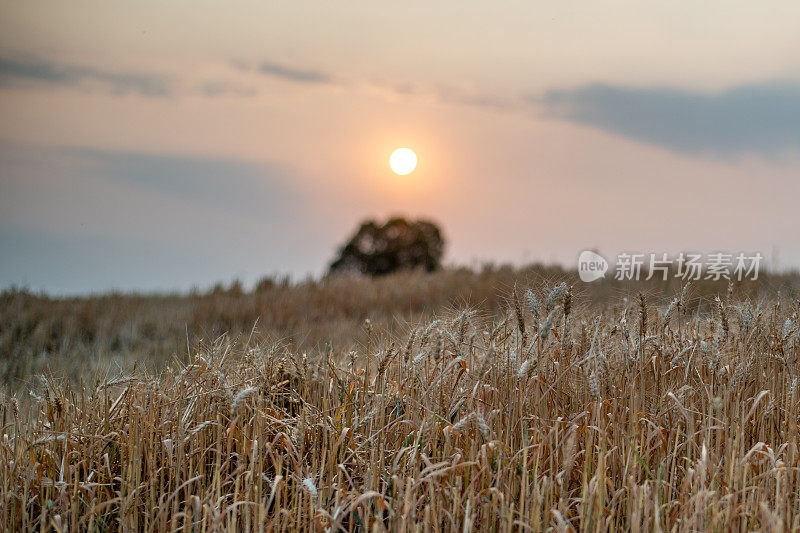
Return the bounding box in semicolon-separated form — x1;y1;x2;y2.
2;267;800;530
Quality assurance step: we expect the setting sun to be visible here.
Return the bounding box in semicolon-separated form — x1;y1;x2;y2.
389;147;417;175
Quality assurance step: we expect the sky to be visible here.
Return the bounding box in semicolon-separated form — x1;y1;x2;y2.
1;1;800;294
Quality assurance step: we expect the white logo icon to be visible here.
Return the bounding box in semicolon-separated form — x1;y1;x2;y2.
578;250;608;282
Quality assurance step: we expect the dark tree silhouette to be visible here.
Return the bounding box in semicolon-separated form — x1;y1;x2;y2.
329;217;444;276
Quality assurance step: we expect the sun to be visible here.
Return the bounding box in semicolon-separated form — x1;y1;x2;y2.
389;148;417;175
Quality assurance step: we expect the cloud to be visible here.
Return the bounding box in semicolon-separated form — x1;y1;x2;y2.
439;87;513;111
0;228;222;294
256;60;332;84
0;143;324;292
246;57;514;111
0;54;172;96
195;81;257;98
537;81;800;155
0;53;259;98
58;147;300;216
240;56;523;113
367;79;513;110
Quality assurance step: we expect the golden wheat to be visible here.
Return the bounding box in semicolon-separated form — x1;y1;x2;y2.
2;279;800;530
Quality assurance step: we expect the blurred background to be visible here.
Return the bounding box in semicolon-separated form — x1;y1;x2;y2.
2;1;800;294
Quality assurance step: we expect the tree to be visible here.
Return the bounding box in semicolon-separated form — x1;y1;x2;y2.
329;217;444;276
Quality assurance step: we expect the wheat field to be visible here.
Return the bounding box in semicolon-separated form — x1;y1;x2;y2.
2;269;800;531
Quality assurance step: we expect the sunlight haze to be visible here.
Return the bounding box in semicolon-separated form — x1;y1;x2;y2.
2;1;800;292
